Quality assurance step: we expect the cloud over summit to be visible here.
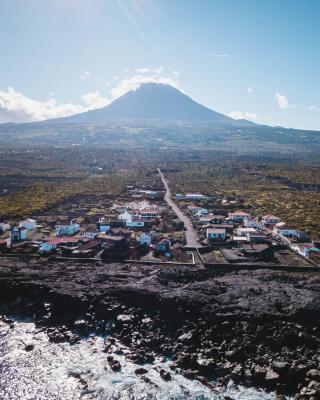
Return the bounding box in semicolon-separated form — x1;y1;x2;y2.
0;66;180;123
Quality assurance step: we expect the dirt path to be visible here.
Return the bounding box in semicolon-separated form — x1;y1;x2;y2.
158;168;202;249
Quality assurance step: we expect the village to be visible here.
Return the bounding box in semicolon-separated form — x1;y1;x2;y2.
0;171;319;267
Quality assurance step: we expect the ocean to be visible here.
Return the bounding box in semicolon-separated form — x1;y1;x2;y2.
0;318;283;400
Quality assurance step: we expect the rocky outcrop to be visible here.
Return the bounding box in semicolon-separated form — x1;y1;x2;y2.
0;257;320;397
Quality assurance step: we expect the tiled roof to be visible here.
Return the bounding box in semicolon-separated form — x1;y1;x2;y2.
46;237;79;245
262;214;280;220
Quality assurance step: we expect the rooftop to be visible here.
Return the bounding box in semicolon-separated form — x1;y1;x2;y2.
263;214;281;220
207;228;226;234
229;211;251;216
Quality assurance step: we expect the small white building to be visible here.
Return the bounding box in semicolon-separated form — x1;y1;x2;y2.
246;231;268;243
273;222;297;237
140;233;152;246
262;214;281;226
119;210;133;223
139;208;158;220
207;228;226;241
19;218;36;231
243;217;260;229
233;235;248;245
229;211;251;222
236;227;256;237
55;220;80;237
273;224;309;241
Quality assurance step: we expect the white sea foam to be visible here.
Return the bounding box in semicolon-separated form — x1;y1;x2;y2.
0;320;287;400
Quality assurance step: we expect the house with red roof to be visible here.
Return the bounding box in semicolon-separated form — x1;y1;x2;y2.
261;214;281;226
139;208;159;220
228;211;251;222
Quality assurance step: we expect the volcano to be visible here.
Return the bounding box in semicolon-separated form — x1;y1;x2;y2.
61;83;254;126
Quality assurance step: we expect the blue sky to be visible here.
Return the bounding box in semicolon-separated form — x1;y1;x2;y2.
0;0;319;129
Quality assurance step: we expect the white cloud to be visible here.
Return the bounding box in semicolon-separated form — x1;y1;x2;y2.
309;105;318;110
0;66;180;123
110;75;179;99
228;110;258;122
247;87;253;93
80;70;91;80
275;92;289;109
81;91;110;109
0;87;109;123
110;66;180;99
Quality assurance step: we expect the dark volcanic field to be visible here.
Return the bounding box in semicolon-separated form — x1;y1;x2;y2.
1;257;320;398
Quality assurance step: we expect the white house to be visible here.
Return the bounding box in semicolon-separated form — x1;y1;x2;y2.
236;227;256;237
140;233;152;246
19;218;36;231
124;200;152;212
55;220;80;236
139;208;159;220
233;235;248;245
262;214;281;226
246;231;268;243
11;226;28;242
207;228;226;241
119;210;133;223
273;222;297;237
228;211;251;222
273;224;309;241
243;217;260;229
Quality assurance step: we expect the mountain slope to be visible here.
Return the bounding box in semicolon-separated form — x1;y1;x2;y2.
61;83;253;126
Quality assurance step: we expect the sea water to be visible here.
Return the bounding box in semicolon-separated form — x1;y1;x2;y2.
0;319;284;400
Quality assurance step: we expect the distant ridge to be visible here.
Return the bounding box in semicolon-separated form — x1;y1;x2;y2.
59;83;254;126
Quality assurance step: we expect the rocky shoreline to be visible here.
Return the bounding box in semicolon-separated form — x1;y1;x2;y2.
1;257;320;399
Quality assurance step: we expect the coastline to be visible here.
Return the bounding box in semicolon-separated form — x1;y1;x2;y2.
0;257;320;398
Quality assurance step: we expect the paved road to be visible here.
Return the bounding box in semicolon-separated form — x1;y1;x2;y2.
158;168;202;249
